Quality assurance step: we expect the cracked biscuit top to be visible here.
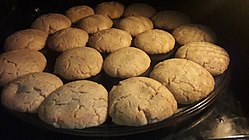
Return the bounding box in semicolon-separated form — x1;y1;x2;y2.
123;3;156;18
172;24;217;45
4;29;48;51
95;1;125;19
48;27;89;52
77;14;113;34
116;16;153;36
175;42;230;76
88;28;132;53
0;49;47;86
103;47;151;78
134;29;175;54
31;13;71;34
65;5;94;23
150;58;215;104
109;77;177;126
1;72;63;113
54;47;103;80
38;80;108;129
152;10;191;30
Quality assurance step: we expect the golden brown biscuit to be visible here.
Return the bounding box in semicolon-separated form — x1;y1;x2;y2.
152;10;191;30
48;27;89;52
175;42;230;76
150;58;215;104
103;47;151;78
134;29;175;54
38;80;108;129
172;24;217;45
54;47;103;80
88;28;132;53
109;77;177;126
0;49;47;86
116;16;153;36
123;3;156;18
77;14;113;34
4;29;48;51
1;72;63;113
65;5;94;23
95;1;125;19
31;13;71;34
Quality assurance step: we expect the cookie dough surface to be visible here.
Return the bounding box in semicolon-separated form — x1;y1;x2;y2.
116;16;153;36
88;28;132;53
0;49;47;86
95;1;124;19
65;5;94;23
103;47;151;78
175;42;230;75
48;27;89;52
173;24;217;45
77;14;113;34
54;47;103;80
4;29;48;51
109;77;177;126
150;58;215;104
134;29;175;54
152;10;191;30
31;13;71;34
123;3;156;18
38;80;108;129
1;72;63;113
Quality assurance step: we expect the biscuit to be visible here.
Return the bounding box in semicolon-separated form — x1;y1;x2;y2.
175;42;230;76
4;29;48;51
88;28;132;53
150;58;215;104
38;80;108;129
77;14;113;34
1;72;63;113
123;3;156;18
134;29;175;54
0;49;47;86
116;16;153;36
172;24;217;45
31;13;71;34
103;47;151;78
109;77;177;126
152;10;191;30
54;47;103;80
48;27;89;52
65;5;94;23
95;1;124;19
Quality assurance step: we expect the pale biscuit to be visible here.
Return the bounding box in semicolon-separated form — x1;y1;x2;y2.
65;5;94;23
1;72;63;113
172;24;217;45
123;3;156;18
77;14;113;34
175;42;230;76
31;13;71;34
152;10;191;30
48;27;89;52
116;16;153;36
4;29;48;51
103;47;151;78
109;77;177;126
150;58;215;104
134;29;175;54
95;1;125;19
54;47;103;80
0;49;47;86
88;28;132;53
38;80;108;129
